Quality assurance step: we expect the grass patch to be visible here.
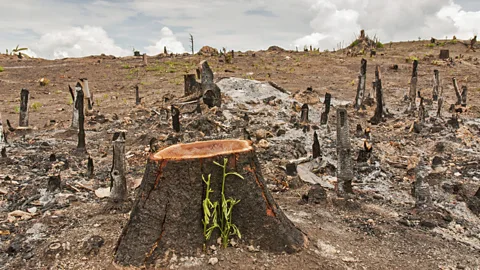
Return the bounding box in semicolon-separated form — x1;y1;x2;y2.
14;106;20;113
122;64;131;69
376;42;384;48
426;43;435;48
0;66;4;72
349;40;359;47
31;102;42;111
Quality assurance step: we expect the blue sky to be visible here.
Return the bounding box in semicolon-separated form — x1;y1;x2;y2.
0;0;479;59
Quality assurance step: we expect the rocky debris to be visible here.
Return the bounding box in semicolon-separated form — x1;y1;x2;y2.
267;46;285;52
82;235;105;256
197;46;219;56
302;184;327;204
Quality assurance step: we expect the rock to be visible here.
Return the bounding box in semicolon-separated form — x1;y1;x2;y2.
95;187;111;198
83;235;105;255
247;245;260;252
198;46;219;56
304;184;327;204
8;210;33;222
208;257;219;265
257;139;269;148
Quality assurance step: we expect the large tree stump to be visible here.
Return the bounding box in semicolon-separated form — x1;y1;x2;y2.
114;140;307;266
408;60;418;111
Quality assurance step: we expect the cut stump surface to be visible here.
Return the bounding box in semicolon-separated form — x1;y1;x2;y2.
114;139;307;266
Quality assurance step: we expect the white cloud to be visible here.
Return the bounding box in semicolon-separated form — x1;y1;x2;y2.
294;0;480;50
30;26;130;59
144;27;186;55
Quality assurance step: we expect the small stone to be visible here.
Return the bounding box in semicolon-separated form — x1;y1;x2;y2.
208;257;219;265
247;245;260;252
27;207;37;214
454;172;461;177
209;245;216;251
257;139;269;148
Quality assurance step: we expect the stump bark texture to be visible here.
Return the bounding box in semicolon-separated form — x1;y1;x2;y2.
114;140;307;266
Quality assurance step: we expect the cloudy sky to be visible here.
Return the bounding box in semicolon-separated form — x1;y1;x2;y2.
0;0;479;59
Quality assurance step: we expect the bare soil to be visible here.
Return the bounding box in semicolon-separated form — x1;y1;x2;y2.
1;40;480;269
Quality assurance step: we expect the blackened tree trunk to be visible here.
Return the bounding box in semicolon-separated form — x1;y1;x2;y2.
19;88;29;127
300;104;309;123
370;65;384;124
354;59;367;110
75;83;86;153
408;60;418;111
461;86;467;107
171;105;180;132
135;85;142;105
0;113;4;147
320;93;331;125
69;85;79;129
199;61;221;108
184;74;201;96
312;131;320;158
432;70;440;101
114;140;307;267
109;131;127;204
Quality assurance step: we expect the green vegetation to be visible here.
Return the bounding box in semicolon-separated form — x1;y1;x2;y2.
426;43;435;48
376;41;384;48
406;56;419;63
122;64;131;69
349;40;359;47
202;158;243;248
14;106;20;113
31;102;42;111
0;66;3;72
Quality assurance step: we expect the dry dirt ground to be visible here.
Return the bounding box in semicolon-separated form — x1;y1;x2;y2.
1;40;480;269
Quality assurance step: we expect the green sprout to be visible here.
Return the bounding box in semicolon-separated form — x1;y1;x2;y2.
202;158;244;248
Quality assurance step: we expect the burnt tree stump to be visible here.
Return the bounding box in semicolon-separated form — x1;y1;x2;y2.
453;77;462;105
69;85;79;129
354;58;367;110
135;85;142;105
320;93;331;125
75;83;86;153
109;132;127;205
408;60;418;111
336;108;353;195
114;140;307;266
432;69;440;101
199;61;221;108
19;88;29;127
184;74;201;96
370;65;384;124
439;49;449;60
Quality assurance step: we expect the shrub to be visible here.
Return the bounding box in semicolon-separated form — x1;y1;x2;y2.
376;42;384;48
349;40;360;47
0;66;4;72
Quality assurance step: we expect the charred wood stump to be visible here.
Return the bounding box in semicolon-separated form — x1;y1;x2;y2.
354;59;367;110
114;140;307;266
69;85;79;129
436;97;443;118
439;49;449;60
418;98;426;124
408;60;418;111
370;66;384;124
109;132;127;206
461;86;467;107
320;93;331;125
75;83;86;153
336;108;353;195
135;85;142;105
432;69;440;101
184;74;201;96
48;175;61;192
87;156;94;179
143;53;148;66
19;88;29;127
171;105;180;132
199;61;221;108
0;114;4;147
453;77;462;105
312;131;320;158
300;104;309;123
357;141;372;163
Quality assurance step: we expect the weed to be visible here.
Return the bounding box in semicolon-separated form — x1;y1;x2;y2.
426;43;435;48
202;158;243;248
439;42;446;46
67;96;73;105
14;106;20;113
39;78;50;86
450;39;458;44
31;102;42;111
105;64;111;68
0;66;3;72
349;40;359;47
376;42;384;48
405;56;419;63
122;64;130;69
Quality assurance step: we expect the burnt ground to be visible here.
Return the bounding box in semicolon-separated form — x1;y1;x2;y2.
1;39;480;269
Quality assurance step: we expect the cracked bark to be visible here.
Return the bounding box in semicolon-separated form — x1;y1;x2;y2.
114;140;307;266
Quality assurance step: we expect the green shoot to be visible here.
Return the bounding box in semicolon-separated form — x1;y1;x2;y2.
202;158;244;249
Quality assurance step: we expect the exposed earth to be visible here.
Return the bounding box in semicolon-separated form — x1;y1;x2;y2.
1;39;480;269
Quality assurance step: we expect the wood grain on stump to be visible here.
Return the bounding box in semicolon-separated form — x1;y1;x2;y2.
114;139;307;266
